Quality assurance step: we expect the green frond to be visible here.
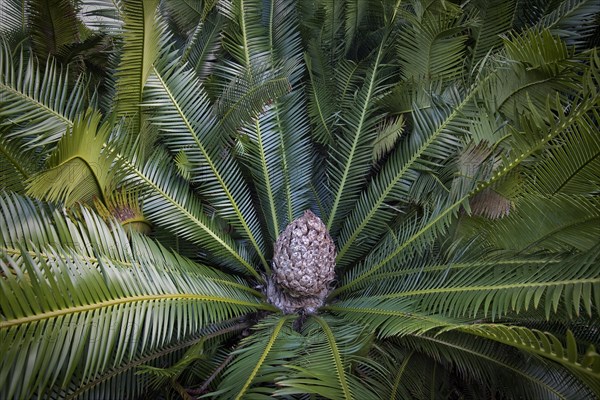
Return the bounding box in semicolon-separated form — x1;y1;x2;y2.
539;0;600;49
455;325;600;395
503;28;570;75
0;0;28;40
160;0;208;35
234;1;312;241
214;60;293;137
78;0;124;32
211;315;299;399
0;42;88;151
180;8;224;80
135;319;246;395
325;40;389;233
0;194;270;400
26;109;116;206
122;150;261;277
323;297;466;338
29;0;80;59
344;0;369;55
480;30;585;121
397;5;470;84
335;86;482;267
371;115;404;163
367;245;600;320
334;197;461;296
0;133;40;192
218;0;269;67
528;109;600;195
304;42;338;145
397;331;596;399
276;315;380;400
467;0;516;70
460;194;600;253
115;0;162;133
144;53;268;269
241;89;313;241
60;319;247;399
335;46;600;296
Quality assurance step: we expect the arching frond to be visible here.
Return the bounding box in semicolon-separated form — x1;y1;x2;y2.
241;90;313;242
276;315;380;400
397;4;470;84
121;150;261;277
144;53;268;269
323;297;467;338
366;245;600;320
325;40;390;234
59;319;247;399
334;46;600;296
467;0;516;70
0;42;88;151
528;109;600;195
114;0;162;133
335;86;482;267
180;8;224;80
455;325;600;396
397;331;596;399
0;193;271;400
211;315;299;399
0;0;28;40
459;194;600;253
539;0;600;49
0;133;40;192
26;109;116;206
234;0;312;240
29;0;80;59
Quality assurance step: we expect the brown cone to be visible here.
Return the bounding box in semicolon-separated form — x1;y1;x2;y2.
268;210;336;313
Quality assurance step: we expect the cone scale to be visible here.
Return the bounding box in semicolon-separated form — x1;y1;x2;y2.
267;210;336;314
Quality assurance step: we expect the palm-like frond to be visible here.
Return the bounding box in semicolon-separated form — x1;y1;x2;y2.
0;193;271;400
467;0;516;70
2;1;600;398
455;325;600;395
235;0;312;240
539;0;600;49
0;132;39;192
396;331;596;399
211;315;299;399
121;149;260;277
397;5;470;84
180;8;223;80
0;42;88;151
335;86;480;267
28;0;80;59
335;44;600;296
358;245;600;320
528;109;600;195
460;194;600;253
26;110;116;206
60;319;247;399
325;40;390;233
144;54;268;269
114;0;161;133
276;315;380;400
324;297;468;338
0;0;27;40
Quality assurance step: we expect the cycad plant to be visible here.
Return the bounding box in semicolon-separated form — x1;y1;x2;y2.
1;0;600;398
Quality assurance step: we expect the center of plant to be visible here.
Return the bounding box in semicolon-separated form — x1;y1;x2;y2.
266;210;336;314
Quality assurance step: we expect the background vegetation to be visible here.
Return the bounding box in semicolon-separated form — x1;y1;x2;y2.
1;0;599;398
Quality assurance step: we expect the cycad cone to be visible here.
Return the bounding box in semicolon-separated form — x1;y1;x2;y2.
267;210;336;314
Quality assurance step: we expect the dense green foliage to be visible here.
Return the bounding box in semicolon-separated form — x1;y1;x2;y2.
1;0;599;398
